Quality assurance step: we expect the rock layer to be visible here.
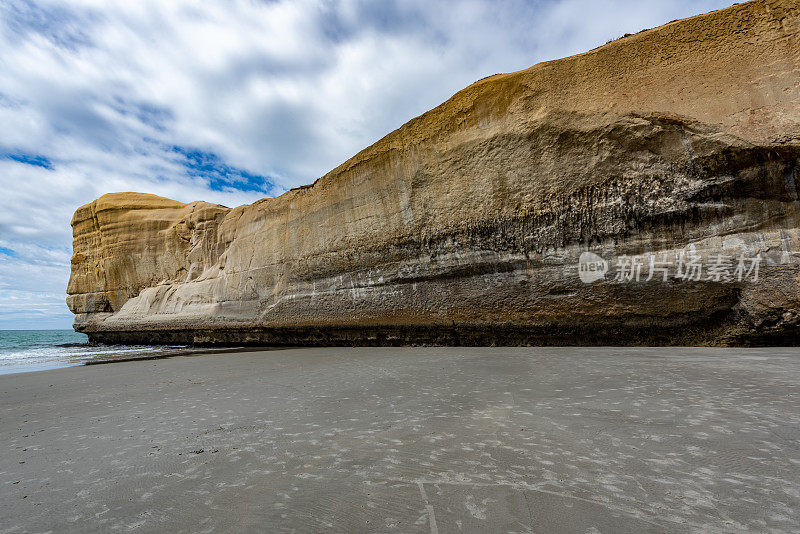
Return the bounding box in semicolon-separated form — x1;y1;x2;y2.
68;0;800;346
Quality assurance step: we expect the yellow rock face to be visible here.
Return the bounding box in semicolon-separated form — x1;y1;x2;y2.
68;0;800;345
68;194;229;315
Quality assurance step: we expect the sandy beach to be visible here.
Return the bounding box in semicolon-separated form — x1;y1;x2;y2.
2;347;799;533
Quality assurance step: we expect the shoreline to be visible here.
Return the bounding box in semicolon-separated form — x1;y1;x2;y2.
0;345;250;377
5;339;797;377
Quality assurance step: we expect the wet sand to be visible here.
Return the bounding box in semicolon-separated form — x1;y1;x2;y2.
1;347;799;533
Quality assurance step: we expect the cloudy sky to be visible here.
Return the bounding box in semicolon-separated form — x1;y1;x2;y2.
0;0;732;329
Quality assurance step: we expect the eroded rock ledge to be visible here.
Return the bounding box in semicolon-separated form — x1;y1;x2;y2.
68;0;800;346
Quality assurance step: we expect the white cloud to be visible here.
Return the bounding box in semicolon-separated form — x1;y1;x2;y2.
0;0;733;328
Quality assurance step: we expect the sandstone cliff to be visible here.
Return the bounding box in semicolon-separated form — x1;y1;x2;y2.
68;0;800;345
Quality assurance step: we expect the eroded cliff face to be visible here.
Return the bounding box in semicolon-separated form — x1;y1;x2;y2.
68;0;800;345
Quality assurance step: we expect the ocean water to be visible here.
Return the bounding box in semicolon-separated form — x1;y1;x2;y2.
0;330;195;375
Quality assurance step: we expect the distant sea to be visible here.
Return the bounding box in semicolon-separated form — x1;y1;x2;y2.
0;330;196;375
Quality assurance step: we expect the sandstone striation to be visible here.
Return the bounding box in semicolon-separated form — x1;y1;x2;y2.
68;0;800;345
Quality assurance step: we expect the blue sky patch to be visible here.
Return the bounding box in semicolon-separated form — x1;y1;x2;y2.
171;145;278;194
3;152;54;170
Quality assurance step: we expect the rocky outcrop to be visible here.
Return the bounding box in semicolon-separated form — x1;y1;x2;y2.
68;0;800;346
